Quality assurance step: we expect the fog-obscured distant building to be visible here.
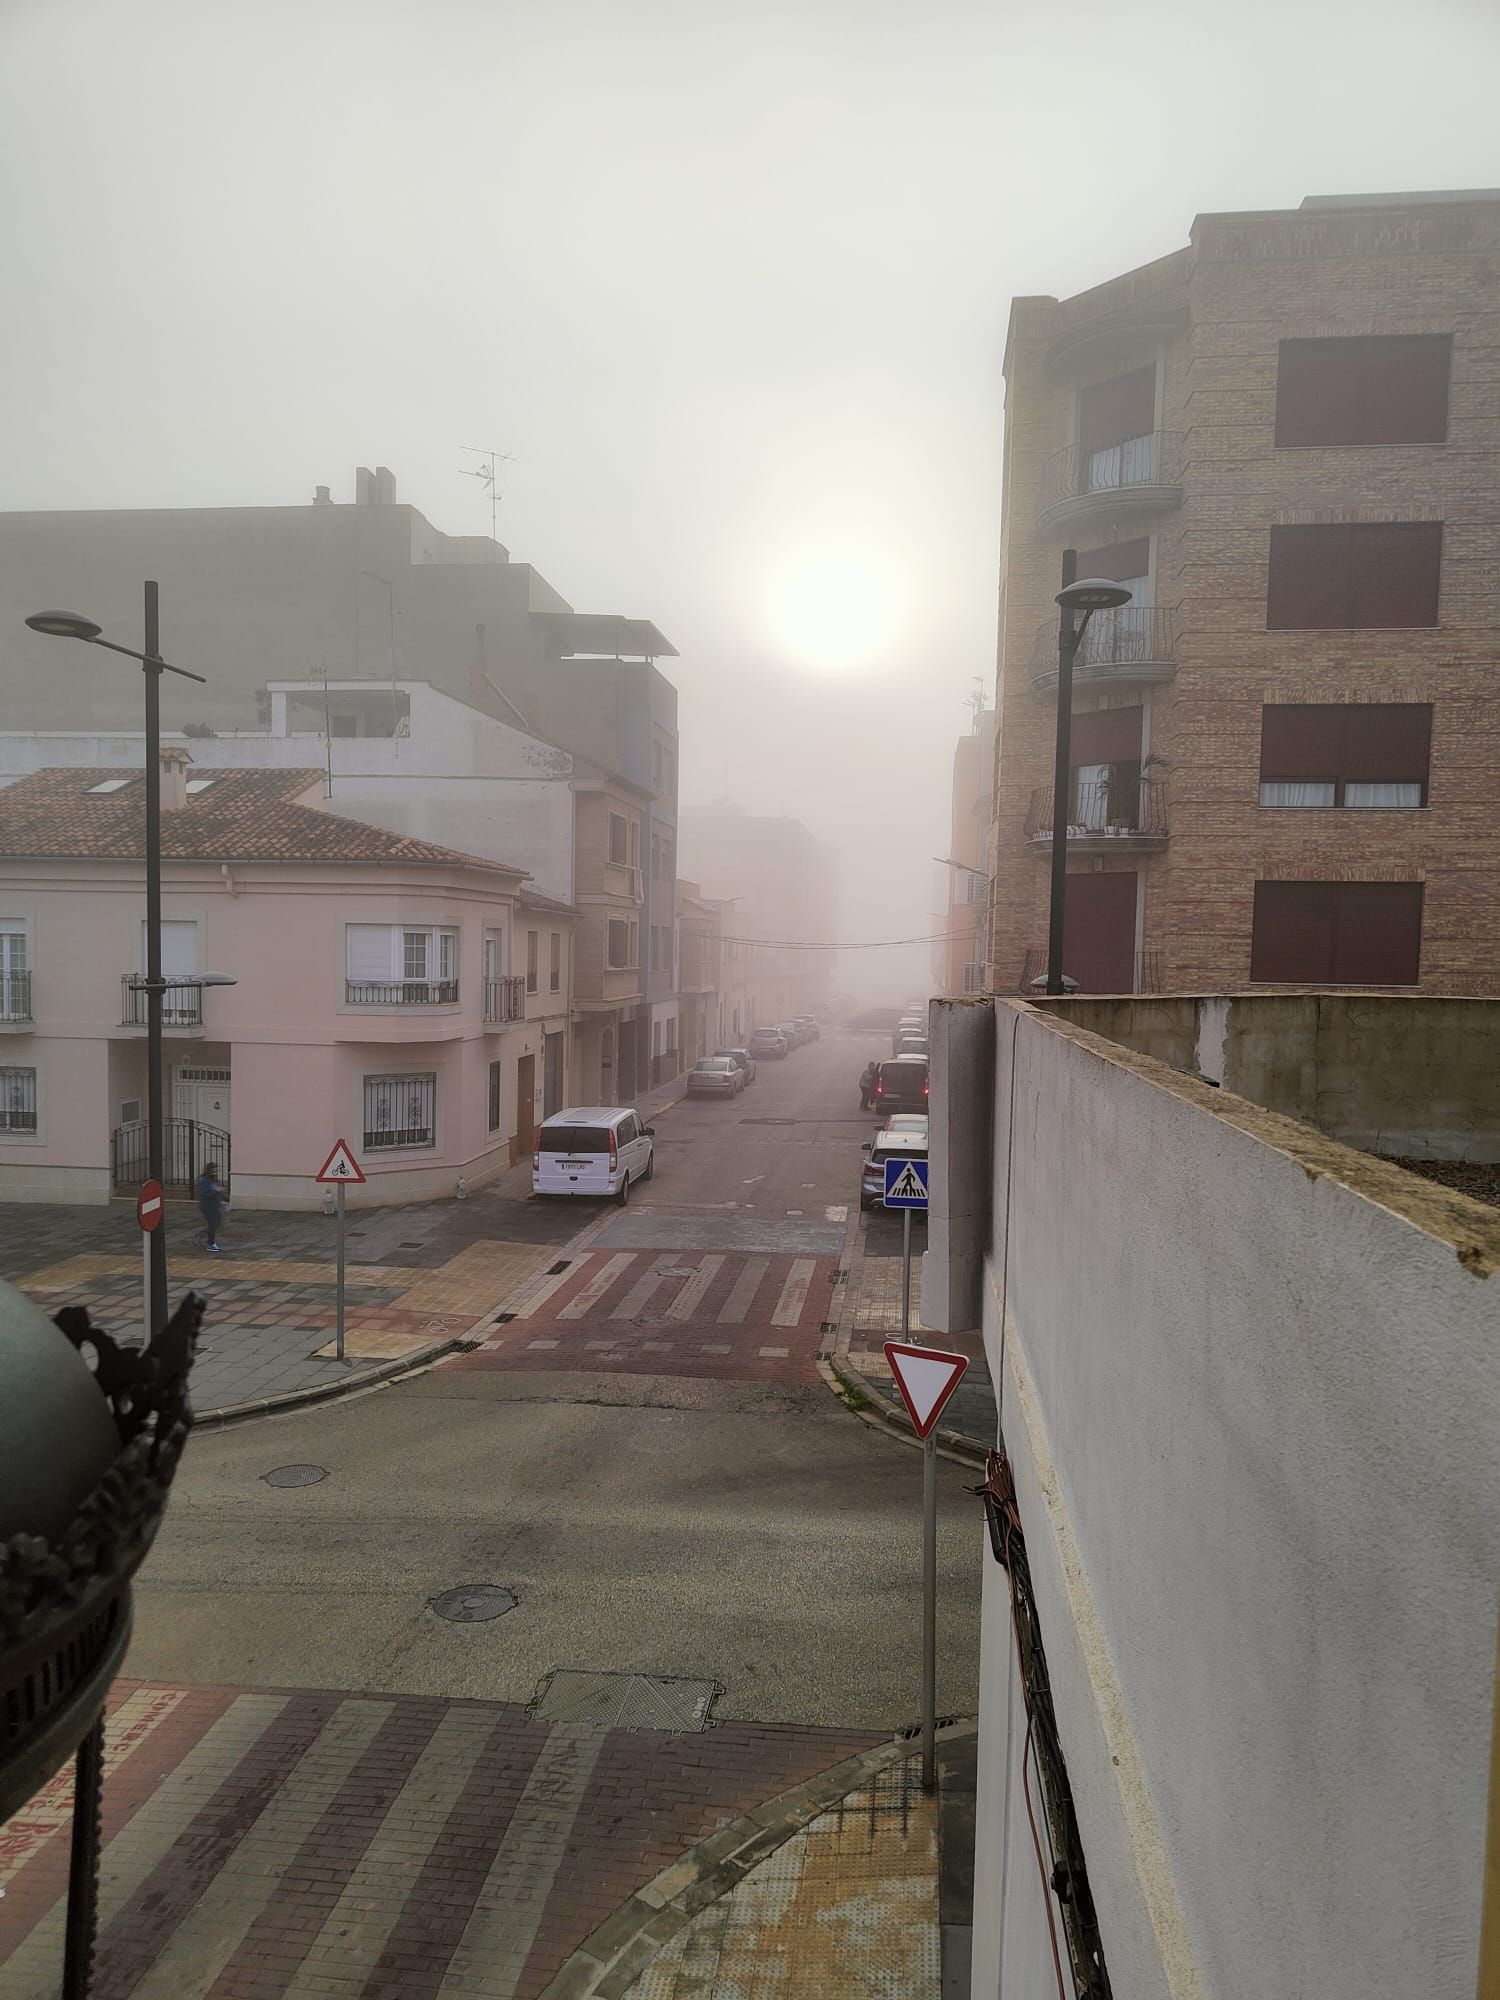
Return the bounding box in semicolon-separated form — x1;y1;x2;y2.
678;806;837;1023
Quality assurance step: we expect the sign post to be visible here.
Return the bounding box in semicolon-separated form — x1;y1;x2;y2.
315;1141;366;1360
883;1152;951;1788
136;1177;164;1345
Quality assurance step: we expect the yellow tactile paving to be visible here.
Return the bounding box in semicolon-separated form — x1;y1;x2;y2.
314;1329;440;1360
629;1759;940;1998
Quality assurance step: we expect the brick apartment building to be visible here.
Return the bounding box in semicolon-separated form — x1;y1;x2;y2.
936;707;996;995
988;188;1500;996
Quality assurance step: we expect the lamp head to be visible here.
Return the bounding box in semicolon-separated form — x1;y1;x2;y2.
25;610;103;642
1056;578;1132;613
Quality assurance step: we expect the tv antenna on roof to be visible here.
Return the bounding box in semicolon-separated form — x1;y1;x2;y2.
968;677;988;728
459;445;515;543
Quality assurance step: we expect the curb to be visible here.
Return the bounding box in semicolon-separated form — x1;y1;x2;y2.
817;1357;988;1470
536;1718;978;2000
192;1335;465;1428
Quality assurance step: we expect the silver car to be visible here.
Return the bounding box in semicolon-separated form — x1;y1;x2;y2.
687;1057;743;1098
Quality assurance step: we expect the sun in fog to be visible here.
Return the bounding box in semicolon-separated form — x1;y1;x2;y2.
766;548;905;673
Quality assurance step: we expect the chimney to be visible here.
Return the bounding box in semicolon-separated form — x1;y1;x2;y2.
313;484;332;505
354;466;376;506
374;465;396;505
160;745;193;811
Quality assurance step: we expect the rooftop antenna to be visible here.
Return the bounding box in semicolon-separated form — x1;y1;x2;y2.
968;677;987;729
459;445;516;543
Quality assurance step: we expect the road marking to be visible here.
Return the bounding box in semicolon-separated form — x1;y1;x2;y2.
558;1252;636;1320
718;1256;768;1323
1;1695;289;1995
700;1342;731;1354
585;1339;620;1351
759;1346;790;1358
610;1269;668;1320
280;1706;501;1999
664;1254;725;1320
772;1258;817;1326
511;1253;590;1319
136;1699;394;2000
526;1338;560;1351
642;1339;672;1351
826;1204;849;1222
441;1724;609;1995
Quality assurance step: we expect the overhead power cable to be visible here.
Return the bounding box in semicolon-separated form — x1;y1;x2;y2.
717;929;976;952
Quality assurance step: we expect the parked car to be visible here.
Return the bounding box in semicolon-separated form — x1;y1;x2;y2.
894;1035;929;1059
533;1107;654;1205
794;1014;820;1042
777;1019;806;1048
872;1055;929;1114
716;1047;757;1084
892;1013;926;1054
881;1113;929;1139
749;1027;788;1059
860;1129;929;1211
687;1056;743;1098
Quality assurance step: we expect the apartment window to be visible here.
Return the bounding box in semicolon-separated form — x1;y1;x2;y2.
1266;522;1442;629
0;1065;37;1133
1078;365;1157;488
526;930;539;993
363;1072;436;1150
608;811;628;865
629;817;640;868
487;1059;502;1132
1251;882;1423;985
1275;335;1451;448
347;924;457;1000
607;918;632;970
549;931;561;992
1259;705;1431;808
0;923;28;1022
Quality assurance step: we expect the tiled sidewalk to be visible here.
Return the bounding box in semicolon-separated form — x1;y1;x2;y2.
0;1680;882;2000
2;1187;586;1417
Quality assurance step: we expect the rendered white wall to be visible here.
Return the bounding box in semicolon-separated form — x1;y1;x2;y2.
969;1001;1500;2000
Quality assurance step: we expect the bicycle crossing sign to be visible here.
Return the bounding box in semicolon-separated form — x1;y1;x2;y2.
883;1156;929;1209
316;1138;366;1185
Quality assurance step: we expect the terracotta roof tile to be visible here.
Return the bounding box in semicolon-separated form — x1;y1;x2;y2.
0;768;526;875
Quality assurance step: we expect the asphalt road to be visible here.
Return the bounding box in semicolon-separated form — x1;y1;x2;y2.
131;1029;979;1731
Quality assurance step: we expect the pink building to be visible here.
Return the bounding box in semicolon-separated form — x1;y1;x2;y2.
0;753;573;1206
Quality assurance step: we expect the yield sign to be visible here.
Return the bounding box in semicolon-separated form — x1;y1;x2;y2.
883;1341;969;1439
316;1138;366;1185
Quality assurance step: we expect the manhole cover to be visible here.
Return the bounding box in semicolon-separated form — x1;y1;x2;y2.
531;1670;721;1732
262;1464;327;1488
430;1584;518;1624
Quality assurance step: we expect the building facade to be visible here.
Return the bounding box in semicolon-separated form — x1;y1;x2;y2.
0;758;561;1206
989;189;1500;997
678;807;837;1024
938;709;996;995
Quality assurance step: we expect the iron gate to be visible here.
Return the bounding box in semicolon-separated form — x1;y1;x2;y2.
111;1120;231;1196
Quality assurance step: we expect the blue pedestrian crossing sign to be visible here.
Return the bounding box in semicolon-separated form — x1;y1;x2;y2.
883;1156;929;1209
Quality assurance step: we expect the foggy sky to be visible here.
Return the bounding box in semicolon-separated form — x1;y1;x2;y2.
3;0;1496;1003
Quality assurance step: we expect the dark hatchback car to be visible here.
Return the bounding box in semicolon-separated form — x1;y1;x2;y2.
872;1055;929;1114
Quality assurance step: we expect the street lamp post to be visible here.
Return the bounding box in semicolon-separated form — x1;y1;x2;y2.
25;588;207;1339
1044;557;1134;997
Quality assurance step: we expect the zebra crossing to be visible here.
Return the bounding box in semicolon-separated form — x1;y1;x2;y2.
452;1246;836;1384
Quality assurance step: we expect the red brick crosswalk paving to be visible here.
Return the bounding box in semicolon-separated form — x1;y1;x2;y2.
0;1681;879;2000
451;1247;838;1383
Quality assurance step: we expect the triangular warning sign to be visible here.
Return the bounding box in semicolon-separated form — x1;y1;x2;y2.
315;1138;366;1185
883;1341;969;1439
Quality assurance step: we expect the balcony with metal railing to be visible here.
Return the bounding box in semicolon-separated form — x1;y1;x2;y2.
120;976;203;1029
1031;605;1176;694
1024;777;1169;851
483;974;527;1024
1018;948;1163;996
0;971;32;1026
345;979;459;1007
1036;431;1183;535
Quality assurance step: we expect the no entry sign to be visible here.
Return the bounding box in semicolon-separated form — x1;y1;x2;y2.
136;1179;165;1234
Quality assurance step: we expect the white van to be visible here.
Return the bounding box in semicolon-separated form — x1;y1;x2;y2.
532;1107;655;1204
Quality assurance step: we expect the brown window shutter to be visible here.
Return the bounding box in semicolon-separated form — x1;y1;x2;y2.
1078;366;1157;457
1332;883;1423;983
1276;340;1361;446
1076;537;1151;584
1259;705;1346;781
1251;882;1337;981
1359;336;1451;445
1069;705;1144;767
1350;522;1442;627
1342;705;1432;783
1267;525;1354;628
1062;873;1138;993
